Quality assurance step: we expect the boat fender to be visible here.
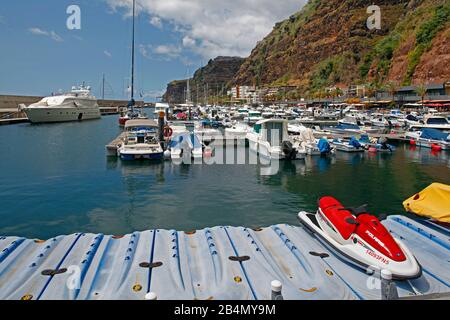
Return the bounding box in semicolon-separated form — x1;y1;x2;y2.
410;140;416;146
431;144;442;152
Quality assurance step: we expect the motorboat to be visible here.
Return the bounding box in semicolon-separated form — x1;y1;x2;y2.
326;123;366;136
409;115;450;131
370;115;390;128
247;119;304;160
117;119;164;160
225;122;250;141
235;107;249;119
21;84;100;123
154;102;170;116
406;128;450;151
358;135;396;153
244;111;263;125
290;125;324;156
168;132;203;160
331;137;365;153
298;197;422;280
118;108;147;127
194;120;223;146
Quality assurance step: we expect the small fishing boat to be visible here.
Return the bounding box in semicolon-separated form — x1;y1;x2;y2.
331;137;365;153
117;119;164;161
406;128;450;151
359;135;396;153
168;132;203;160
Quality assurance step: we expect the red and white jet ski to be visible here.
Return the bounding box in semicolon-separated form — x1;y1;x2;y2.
298;197;422;280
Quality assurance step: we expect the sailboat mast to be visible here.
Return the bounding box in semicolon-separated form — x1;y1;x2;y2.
102;73;105;100
130;0;136;110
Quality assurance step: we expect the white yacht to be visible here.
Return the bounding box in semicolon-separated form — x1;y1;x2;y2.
21;84;100;123
117;119;164;160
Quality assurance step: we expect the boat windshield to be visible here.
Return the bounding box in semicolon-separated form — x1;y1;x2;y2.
265;122;284;145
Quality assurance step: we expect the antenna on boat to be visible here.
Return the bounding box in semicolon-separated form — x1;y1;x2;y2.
130;0;136;112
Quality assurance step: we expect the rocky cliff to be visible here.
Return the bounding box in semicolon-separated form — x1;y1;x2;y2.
231;0;449;94
163;56;244;104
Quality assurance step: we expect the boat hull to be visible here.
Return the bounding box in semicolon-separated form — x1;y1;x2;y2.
24;107;100;123
119;152;164;161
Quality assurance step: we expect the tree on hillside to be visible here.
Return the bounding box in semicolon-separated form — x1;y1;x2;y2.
385;81;399;106
415;83;428;109
366;83;377;102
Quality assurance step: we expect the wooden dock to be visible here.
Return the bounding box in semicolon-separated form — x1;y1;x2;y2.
106;132;126;156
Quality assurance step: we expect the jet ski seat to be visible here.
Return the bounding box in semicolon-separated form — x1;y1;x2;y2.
319;197;356;240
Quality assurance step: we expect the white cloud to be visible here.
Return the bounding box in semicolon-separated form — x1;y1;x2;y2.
50;31;63;42
29;27;49;36
182;36;196;48
104;50;113;58
142;89;165;99
149;16;162;29
139;43;182;61
106;0;306;59
29;27;63;42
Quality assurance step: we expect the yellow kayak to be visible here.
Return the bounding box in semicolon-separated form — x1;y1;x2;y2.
403;183;450;223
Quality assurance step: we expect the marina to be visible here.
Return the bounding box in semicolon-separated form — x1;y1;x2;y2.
1;0;449;305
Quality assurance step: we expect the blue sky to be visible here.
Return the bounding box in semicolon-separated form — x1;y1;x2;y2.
0;0;304;101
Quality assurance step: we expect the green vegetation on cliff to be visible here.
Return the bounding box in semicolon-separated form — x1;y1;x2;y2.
232;0;450;94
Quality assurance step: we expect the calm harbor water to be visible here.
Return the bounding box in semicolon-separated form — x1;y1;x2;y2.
0;113;449;239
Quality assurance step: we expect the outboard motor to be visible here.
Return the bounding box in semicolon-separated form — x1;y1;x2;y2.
282;141;297;160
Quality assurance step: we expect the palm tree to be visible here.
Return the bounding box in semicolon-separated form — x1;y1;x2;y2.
366;83;377;102
415;83;428;109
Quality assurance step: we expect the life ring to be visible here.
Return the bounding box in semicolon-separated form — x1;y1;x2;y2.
164;126;173;138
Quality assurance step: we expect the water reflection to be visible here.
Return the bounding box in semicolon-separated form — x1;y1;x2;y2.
0;115;449;239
